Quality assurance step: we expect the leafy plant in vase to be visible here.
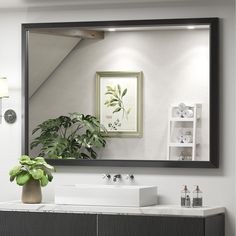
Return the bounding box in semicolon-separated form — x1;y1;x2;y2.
9;155;54;204
30;112;107;159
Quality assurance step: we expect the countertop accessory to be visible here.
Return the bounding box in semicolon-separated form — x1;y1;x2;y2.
185;195;191;208
181;185;190;207
192;185;203;208
9;155;55;204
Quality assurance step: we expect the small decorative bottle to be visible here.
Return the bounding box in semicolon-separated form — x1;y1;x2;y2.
181;185;190;207
192;185;203;207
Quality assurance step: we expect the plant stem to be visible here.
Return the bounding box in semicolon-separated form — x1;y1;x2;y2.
68;124;82;140
59;127;64;137
63;127;67;138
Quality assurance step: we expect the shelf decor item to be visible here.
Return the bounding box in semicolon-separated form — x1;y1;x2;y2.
96;71;143;137
167;103;201;161
9;155;55;203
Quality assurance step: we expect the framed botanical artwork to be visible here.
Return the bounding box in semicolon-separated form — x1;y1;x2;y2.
96;71;143;137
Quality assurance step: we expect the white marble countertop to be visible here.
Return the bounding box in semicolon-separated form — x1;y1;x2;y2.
0;201;225;217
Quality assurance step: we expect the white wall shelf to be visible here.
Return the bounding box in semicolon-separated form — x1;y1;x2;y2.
170;118;194;122
169;143;194;147
167;104;201;161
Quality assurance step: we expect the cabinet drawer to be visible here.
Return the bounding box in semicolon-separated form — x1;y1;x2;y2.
0;211;96;236
98;214;204;236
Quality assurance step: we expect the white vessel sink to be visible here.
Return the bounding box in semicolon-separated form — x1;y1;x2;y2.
55;184;157;207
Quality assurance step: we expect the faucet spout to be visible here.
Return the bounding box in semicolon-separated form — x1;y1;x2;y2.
113;174;122;182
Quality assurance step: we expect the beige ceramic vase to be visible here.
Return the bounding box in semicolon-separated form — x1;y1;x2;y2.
22;179;42;204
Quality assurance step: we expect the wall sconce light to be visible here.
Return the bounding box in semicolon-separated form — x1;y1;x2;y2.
0;77;17;124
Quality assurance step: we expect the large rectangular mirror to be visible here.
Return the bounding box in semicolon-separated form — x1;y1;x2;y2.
22;18;219;168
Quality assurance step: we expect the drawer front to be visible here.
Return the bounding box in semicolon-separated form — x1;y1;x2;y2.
98;215;204;236
0;211;96;236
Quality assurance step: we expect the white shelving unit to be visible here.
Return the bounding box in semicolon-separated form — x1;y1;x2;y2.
167;104;201;161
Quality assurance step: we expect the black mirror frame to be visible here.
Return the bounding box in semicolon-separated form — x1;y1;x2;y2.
22;17;219;168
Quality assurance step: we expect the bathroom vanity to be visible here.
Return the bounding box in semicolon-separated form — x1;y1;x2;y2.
0;202;224;236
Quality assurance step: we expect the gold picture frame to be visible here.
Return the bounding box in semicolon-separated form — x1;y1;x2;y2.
96;71;143;137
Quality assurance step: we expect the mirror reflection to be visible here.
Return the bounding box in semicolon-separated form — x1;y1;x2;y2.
28;23;210;162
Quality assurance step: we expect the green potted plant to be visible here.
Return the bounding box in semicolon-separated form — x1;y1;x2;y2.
9;155;54;204
30;112;107;159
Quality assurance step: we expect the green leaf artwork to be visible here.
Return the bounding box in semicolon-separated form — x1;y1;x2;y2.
104;84;131;120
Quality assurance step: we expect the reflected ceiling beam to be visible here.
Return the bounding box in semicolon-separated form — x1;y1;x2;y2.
29;39;83;100
30;28;104;39
28;32;81;98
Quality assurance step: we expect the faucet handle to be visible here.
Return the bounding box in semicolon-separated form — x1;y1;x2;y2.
102;174;111;180
126;174;134;180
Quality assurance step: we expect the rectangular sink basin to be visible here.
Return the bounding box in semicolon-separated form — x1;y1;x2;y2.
55;184;157;207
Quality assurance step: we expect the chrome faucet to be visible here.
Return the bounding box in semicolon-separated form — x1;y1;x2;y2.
102;174;111;180
126;174;134;180
113;174;122;182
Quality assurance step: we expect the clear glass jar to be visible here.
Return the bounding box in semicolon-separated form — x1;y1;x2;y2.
181;185;190;207
192;185;203;207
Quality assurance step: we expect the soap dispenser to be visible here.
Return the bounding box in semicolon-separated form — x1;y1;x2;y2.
192;185;203;207
181;185;190;207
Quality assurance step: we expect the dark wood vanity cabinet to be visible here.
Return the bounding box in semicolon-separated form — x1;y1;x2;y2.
98;214;224;236
0;211;224;236
0;211;96;236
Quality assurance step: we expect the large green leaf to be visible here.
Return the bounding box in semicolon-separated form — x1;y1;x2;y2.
43;163;55;171
30;169;44;180
34;157;45;162
9;166;22;177
43;137;68;157
34;158;45;166
10;175;15;182
19;155;30;163
40;175;49;187
16;172;31;186
19;155;35;166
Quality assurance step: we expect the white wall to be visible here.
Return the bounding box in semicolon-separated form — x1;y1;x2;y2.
29;29;210;161
28;33;80;97
0;2;234;236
